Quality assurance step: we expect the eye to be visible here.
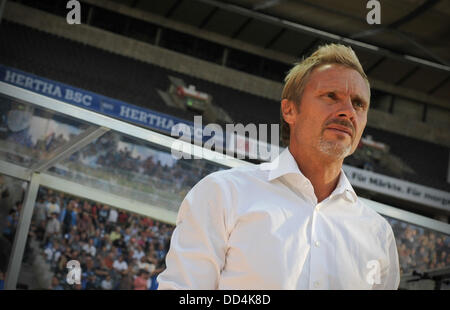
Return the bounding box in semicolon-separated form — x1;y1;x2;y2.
326;92;337;100
353;100;365;109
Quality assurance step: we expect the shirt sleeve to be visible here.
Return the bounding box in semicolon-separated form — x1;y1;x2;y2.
157;174;231;289
374;223;400;290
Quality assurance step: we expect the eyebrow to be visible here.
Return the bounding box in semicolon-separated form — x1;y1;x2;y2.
321;89;369;107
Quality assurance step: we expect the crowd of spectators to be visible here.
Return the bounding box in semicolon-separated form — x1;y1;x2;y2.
2;103;72;166
3;113;220;201
68;132;222;197
27;187;173;290
387;218;450;275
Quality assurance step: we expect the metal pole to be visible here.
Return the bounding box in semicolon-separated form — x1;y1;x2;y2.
5;172;40;289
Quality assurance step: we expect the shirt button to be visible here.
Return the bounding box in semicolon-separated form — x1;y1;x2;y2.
314;241;320;247
313;281;320;288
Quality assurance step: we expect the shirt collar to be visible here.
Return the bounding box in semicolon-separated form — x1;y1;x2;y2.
261;147;357;203
262;147;306;182
332;169;358;203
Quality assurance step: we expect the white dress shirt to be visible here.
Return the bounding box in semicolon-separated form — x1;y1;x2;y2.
157;148;400;290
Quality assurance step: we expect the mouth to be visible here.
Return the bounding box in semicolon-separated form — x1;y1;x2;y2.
326;126;353;138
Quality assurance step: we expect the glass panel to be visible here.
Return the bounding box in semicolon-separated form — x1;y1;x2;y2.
47;131;228;212
0;173;28;289
21;186;175;290
384;216;450;275
0;94;91;168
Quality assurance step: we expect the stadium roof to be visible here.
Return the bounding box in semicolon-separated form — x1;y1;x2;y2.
116;0;450;100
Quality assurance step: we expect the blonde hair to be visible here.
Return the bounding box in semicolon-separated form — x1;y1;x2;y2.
280;43;370;146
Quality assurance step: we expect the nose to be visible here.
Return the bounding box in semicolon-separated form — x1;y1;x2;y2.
336;96;356;121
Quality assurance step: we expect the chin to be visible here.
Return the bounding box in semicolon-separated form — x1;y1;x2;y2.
318;140;352;159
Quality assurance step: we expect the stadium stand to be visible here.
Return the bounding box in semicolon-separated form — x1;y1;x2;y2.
25;187;174;290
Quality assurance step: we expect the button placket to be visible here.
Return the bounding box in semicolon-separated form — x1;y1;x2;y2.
309;209;329;289
309;209;319;289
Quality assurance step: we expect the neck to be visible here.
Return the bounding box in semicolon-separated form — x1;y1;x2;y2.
289;145;343;203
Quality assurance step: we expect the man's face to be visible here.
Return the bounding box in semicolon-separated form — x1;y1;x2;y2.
284;64;370;160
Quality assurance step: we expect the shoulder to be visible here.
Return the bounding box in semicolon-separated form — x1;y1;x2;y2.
194;163;267;192
355;198;394;241
180;164;265;220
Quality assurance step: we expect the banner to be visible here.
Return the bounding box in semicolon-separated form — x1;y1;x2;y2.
0;64;196;137
343;165;450;211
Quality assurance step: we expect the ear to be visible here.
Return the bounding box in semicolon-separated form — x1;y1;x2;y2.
281;99;298;126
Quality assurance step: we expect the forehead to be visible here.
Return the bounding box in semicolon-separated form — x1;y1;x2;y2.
306;64;370;98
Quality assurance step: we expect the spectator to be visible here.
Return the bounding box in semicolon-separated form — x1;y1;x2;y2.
101;274;113;290
60;200;77;235
56;253;68;276
82;238;96;257
77;212;94;235
113;255;128;274
119;265;135;290
33;197;47;225
69;234;82;253
50;276;63;290
2;209;18;243
64;226;77;241
44;212;60;244
103;252;115;270
97;205;109;224
45;197;60;218
80;232;89;243
34;220;47;244
137;256;155;274
123;227;132;243
132;245;145;262
113;235;127;256
85;274;98;290
95;258;111;279
92;229;103;248
118;211;129;227
107;207;118;227
44;240;61;264
133;270;149;290
109;226;121;243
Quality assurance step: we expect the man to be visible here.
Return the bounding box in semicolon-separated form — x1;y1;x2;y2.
45;196;60;218
112;254;128;275
44;212;61;245
157;44;400;289
60;200;77;235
